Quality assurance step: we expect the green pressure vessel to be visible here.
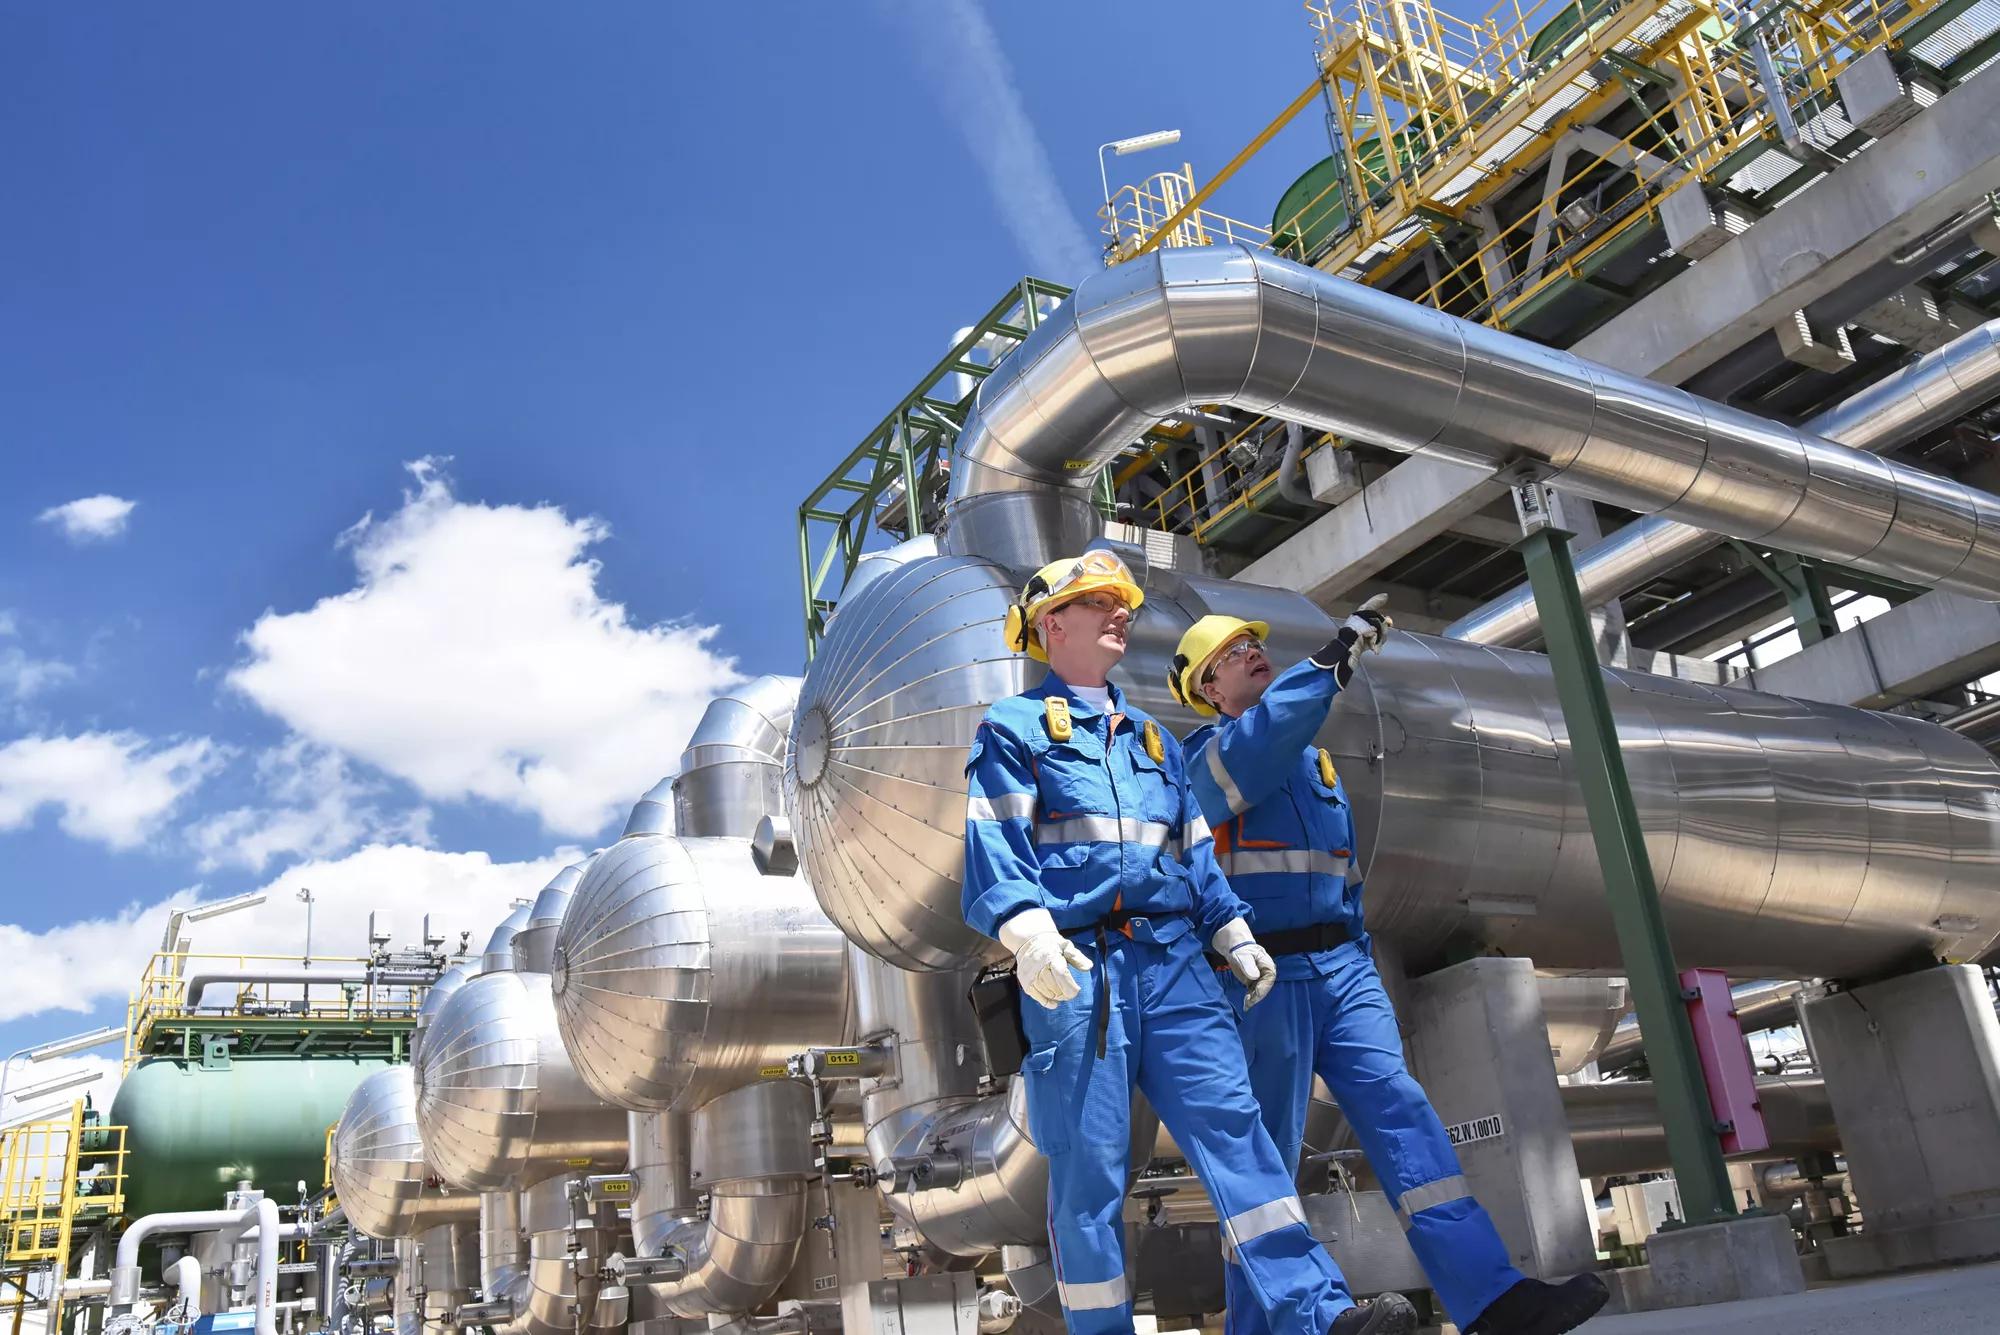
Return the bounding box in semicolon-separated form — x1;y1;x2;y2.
111;1056;391;1217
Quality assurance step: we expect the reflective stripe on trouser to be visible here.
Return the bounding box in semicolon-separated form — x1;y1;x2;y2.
1017;929;1350;1335
1034;816;1172;848
1219;941;1523;1332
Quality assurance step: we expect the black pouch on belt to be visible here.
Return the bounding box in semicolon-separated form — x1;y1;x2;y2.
968;965;1029;1078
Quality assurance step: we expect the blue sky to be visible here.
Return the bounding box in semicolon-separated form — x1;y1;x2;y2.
0;1;1349;1091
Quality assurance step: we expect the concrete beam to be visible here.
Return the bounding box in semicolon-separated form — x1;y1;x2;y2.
1740;591;2000;707
1236;455;1507;605
1571;70;2000;381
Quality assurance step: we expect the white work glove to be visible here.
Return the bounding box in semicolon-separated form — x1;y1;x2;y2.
999;908;1092;1009
1213;917;1276;1009
1309;593;1393;687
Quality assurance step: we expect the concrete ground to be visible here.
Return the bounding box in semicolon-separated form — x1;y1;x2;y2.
1576;1260;2000;1334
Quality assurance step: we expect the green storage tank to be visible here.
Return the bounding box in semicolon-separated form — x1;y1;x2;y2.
111;1055;391;1217
1272;134;1422;257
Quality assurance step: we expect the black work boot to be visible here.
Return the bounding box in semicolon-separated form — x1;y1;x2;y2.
1465;1274;1610;1335
1328;1292;1417;1335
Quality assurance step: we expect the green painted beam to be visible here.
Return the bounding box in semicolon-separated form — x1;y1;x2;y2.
1517;517;1737;1226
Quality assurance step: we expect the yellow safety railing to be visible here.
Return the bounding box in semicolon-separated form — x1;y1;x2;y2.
126;950;428;1067
1142;417;1346;543
0;1100;126;1333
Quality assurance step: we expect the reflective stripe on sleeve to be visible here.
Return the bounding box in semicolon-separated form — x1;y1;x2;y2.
1206;744;1252;816
1185;813;1213;846
1034;816;1172;848
966;792;1036;823
1226;849;1350;878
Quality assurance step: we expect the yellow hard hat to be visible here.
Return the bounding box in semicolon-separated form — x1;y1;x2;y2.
1002;551;1145;663
1168;615;1270;716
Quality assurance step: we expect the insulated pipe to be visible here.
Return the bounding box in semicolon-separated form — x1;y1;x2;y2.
511;863;591;976
851;947;1047;1256
944;247;2000;601
1597;980;1804;1072
184;968;433;1010
1565;1075;1836;1178
112;1199;279;1335
474;1192;532;1335
629;1082;814;1317
167;1256;203;1314
1449;319;2000;646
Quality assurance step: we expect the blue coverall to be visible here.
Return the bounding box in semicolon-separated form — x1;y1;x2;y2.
1185;659;1523;1333
964;672;1352;1335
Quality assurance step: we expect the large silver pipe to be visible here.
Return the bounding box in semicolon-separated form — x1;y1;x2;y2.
411;959;476;1066
1565;1075;1836;1178
415;1221;478;1335
792;553;2000;977
629;1081;814;1318
1449;319;2000;646
943;247;2000;601
852;947;1046;1256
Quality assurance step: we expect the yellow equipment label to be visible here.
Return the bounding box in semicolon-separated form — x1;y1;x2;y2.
759;1064;788;1079
600;1180;632;1195
566;1158;592;1167
825;1051;861;1067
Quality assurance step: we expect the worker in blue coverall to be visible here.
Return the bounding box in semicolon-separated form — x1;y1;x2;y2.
963;550;1418;1335
1170;607;1610;1335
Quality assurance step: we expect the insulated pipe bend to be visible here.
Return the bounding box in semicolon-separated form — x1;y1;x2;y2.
946;247;2000;601
629;1082;815;1318
112;1199;279;1335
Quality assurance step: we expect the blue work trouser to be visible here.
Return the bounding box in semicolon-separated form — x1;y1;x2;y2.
1018;918;1351;1335
1222;941;1522;1331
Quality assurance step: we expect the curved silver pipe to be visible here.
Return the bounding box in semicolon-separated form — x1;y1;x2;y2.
512;861;591;976
481;902;534;975
393;1238;423;1335
630;1082;814;1317
1450;319;2000;646
111;1199;279;1335
944;247;2000;600
668;675;803;840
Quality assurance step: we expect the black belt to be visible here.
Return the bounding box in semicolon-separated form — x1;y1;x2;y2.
1074;911;1165;1060
1205;920;1352;969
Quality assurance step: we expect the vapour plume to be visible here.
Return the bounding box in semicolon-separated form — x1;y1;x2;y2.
878;0;1097;282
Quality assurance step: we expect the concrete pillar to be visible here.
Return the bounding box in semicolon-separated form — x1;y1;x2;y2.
1402;957;1597;1279
1801;964;2000;1276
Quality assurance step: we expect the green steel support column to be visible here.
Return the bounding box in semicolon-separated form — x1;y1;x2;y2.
1516;516;1738;1226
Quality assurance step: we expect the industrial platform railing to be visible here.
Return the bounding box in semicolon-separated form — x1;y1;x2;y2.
126;950;429;1067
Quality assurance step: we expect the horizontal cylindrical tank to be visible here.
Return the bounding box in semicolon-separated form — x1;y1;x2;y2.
112;1056;388;1218
551;832;851;1111
331;1066;479;1238
790;550;2000;979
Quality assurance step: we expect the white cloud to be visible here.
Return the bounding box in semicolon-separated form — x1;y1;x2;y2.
0;844;573;1025
188;738;432;874
227;459;743;837
0;732;224;849
0;616;74;701
37;495;138;543
878;0;1097;281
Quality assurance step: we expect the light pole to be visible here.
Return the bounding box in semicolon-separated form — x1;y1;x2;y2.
0;1025;124;1112
8;1069;103;1106
297;887;316;965
1098;129;1184;215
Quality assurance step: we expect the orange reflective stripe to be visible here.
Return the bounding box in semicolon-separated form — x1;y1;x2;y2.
1237;837;1293;850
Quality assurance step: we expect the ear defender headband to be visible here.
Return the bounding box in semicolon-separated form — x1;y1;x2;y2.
1166;653;1192;707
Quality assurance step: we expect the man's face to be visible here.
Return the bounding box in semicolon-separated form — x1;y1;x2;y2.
1040;591;1132;678
1199;634;1272;718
